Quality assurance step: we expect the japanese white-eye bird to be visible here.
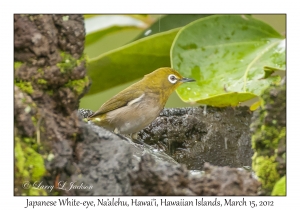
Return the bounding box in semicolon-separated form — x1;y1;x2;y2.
87;67;195;138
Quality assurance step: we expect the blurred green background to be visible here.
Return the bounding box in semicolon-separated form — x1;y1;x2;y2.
80;14;286;111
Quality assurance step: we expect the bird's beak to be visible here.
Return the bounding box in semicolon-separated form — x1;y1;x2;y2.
180;77;196;83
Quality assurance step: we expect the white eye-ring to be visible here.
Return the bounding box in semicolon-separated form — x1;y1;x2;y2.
168;74;177;84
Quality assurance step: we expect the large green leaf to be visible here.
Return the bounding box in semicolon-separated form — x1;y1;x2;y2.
171;15;285;107
134;14;211;41
84;15;149;58
85;26;143;58
86;28;180;95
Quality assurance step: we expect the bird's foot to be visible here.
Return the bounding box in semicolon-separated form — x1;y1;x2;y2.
113;130;144;145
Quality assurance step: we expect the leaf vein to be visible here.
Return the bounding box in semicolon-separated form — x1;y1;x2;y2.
243;39;282;91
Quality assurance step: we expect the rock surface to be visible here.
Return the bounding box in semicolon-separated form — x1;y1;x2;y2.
138;106;253;170
71;123;133;195
251;77;286;195
130;154;260;196
14;14;89;196
75;108;258;196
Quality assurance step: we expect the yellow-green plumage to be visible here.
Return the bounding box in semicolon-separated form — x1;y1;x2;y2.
88;67;195;135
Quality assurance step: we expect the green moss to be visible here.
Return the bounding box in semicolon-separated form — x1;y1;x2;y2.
37;68;44;75
37;79;47;85
31;116;37;126
23;137;36;144
252;154;280;192
29;188;47;196
24;147;46;181
65;76;90;95
57;52;74;73
47;153;55;162
251;81;286;195
57;52;76;73
253;126;286;151
15;139;29;179
15;81;34;94
15;137;46;181
14;61;23;70
57;52;86;73
62;15;69;21
15;137;47;195
77;53;87;66
46;90;54;96
271;176;286;196
24;106;31;114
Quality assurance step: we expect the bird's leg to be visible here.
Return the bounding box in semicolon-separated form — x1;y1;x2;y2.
113;128;143;145
130;132;144;145
114;128;120;134
113;128;131;142
131;133;138;140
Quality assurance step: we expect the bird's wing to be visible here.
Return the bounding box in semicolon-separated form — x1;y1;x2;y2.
88;88;145;118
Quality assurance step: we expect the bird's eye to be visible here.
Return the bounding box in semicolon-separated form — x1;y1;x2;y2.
168;74;177;84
